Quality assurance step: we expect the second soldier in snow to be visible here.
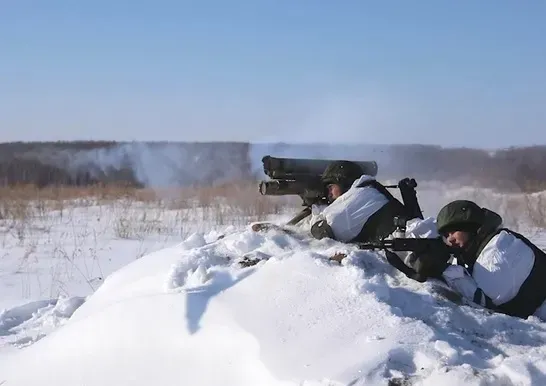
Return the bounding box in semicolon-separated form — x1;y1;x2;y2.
309;160;413;243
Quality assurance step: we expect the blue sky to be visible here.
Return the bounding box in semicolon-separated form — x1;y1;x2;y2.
1;1;545;148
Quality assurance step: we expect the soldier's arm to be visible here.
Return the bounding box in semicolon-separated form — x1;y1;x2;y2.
441;265;493;307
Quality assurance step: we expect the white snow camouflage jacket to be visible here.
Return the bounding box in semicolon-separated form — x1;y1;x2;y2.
310;175;389;243
442;230;546;320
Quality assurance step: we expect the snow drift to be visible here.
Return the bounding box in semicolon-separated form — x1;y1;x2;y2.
2;219;546;386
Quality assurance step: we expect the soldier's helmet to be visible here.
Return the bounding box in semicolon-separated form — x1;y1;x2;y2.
436;200;485;236
321;160;363;192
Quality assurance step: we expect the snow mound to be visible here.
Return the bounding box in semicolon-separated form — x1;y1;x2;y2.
1;223;546;386
0;296;85;351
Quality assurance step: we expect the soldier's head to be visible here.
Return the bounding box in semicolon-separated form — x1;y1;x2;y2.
436;200;484;248
321;160;364;203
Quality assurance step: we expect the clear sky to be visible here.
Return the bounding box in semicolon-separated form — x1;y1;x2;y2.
1;1;545;148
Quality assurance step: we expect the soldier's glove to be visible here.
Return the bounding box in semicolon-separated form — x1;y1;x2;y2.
398;177;417;189
384;250;427;283
311;220;335;240
382;238;453;283
411;241;453;280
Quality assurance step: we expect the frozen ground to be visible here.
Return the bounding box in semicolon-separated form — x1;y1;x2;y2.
1;183;546;385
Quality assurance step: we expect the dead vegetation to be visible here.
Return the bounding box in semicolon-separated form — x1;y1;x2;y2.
1;176;545;241
0;181;300;242
0;177;544;300
0;180;301;298
423;180;546;232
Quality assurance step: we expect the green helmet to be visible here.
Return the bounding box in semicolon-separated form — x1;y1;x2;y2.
321;160;363;191
436;200;485;235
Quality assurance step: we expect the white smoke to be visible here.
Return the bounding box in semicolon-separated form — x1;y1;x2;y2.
16;141;400;188
23;142;252;187
15;141;496;188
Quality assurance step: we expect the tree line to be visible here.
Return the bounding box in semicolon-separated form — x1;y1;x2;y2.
0;141;545;192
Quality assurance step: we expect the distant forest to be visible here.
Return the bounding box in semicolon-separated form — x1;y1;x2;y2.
0;141;141;188
384;144;546;192
0;141;545;192
0;141;252;189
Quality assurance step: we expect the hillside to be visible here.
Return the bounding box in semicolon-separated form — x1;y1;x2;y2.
1;214;545;386
1;175;546;385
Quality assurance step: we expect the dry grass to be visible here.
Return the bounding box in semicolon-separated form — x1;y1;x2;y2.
0;183;157;202
2;179;544;262
2;180;545;237
426;182;546;232
0;181;300;242
1;179;545;300
518;192;546;229
0;180;302;298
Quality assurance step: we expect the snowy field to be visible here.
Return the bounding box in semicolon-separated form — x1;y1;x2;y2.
1;182;546;385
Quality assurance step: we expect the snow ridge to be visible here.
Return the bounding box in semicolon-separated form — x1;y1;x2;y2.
0;297;85;349
1;221;546;386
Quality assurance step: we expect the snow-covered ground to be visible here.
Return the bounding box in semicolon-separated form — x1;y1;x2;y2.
1;183;546;385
